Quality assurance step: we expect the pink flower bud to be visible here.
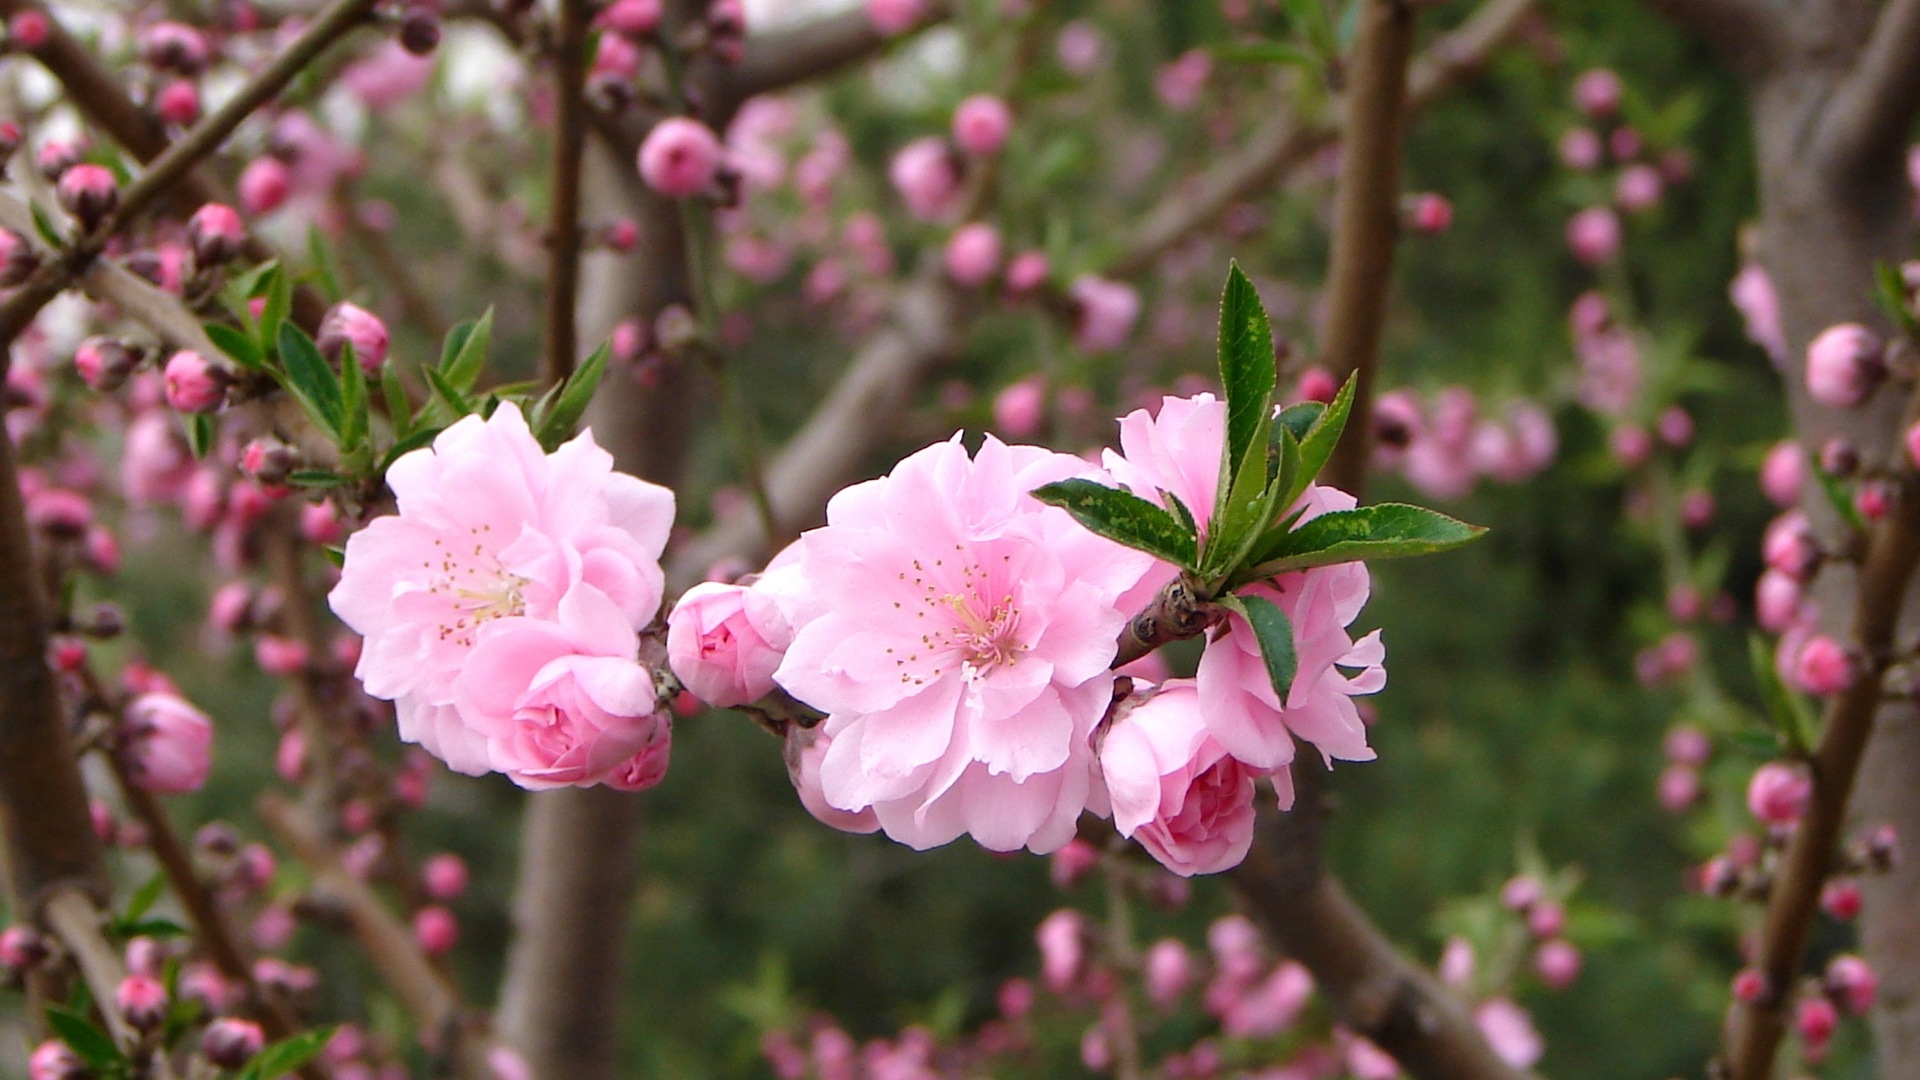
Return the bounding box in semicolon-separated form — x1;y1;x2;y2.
423;853;469;901
1527;899;1565;938
251;904;295;951
124;692;213;794
73;336;137;391
1079;1027;1111;1072
1826;954;1878;1015
1438;935;1475;987
1070;274;1140;352
992;375;1046;437
1658;764;1700;813
1681;489;1715;530
866;0;925;35
1534;939;1581;989
1408;193;1453;234
317;302;389;371
187;203;245;266
953;94;1012;156
1501;874;1544;911
300;500;344;546
944;222;1002;287
1609;424;1652;469
1763;510;1818;579
202;1017;266;1069
1796;995;1838;1046
125;936;167;977
163;350;227;413
998;977;1034;1020
0;227;40;287
665;581;788;708
254;634;310;676
604;217;639;252
154;78;201;126
1760;440;1807;506
1615;163;1663;212
8;10;49;50
1805;323;1886;408
27;487;91;537
115;972;168;1029
57;163;118;231
29;1041;84;1080
1144;939;1192;1009
1004;250;1049;294
414;905;458;955
1295;366;1338;404
889;137;961;221
0;925;47;970
1049;838;1099;889
1560;127;1603;171
1795;634;1853;695
1574;69;1624;117
1731;967;1766;1002
1822;878;1862;920
1664;724;1710;766
1857;481;1893;521
1566;206;1621;265
1036;909;1086;992
238;156;292;215
1748;761;1812;824
142;21;210;73
637;117;722;198
599;0;661;35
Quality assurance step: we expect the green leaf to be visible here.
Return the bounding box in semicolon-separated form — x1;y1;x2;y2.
204;322;264;370
322;546;345;568
287;469;348;489
186;412;216;459
276;322;344;441
1219;593;1298;703
120;873;166;927
1273;401;1324;443
1240;503;1486;580
533;342;610;450
1279;0;1338;58
45;1007;124;1070
380;363;413;436
1291;371;1357;498
1210;40;1320;70
337;342;369;452
1216;264;1277;514
29;201;63;248
439;307;494;392
231;260;280;302
1748;633;1816;756
380;426;443;472
1031;479;1199;567
258;265;292;347
1875;262;1919;338
238;1026;335;1080
1813;467;1866;535
423;363;475;419
305;226;344;304
118;918;188;939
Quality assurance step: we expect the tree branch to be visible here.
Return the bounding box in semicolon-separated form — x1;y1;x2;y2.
543;0;590;388
706;1;953;118
1640;0;1783;78
1109;0;1535;278
1815;0;1920;181
43;887;181;1079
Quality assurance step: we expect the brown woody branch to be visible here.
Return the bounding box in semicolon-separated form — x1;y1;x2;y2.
43;887;183;1079
705;1;953;119
542;0;590;388
1638;0;1781;78
1109;0;1535;278
1815;0;1920;180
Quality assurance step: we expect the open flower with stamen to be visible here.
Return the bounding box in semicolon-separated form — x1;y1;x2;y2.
329;404;676;788
772;435;1157;853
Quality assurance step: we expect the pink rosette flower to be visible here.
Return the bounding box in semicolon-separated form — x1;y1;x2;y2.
667;580;790;708
1099;681;1260;876
772;435;1156;854
328;404;676;789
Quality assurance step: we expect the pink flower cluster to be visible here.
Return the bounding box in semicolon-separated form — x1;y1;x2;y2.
330;404;678;790
1368;386;1557;501
670;395;1386;875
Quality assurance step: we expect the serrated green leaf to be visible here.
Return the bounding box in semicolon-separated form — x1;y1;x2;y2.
186;412;216;459
380;426;443;472
1292;371;1357;498
45;1007;123;1069
1220;593;1298;703
1239;503;1486;581
204;322;264;370
533;342;610;451
259;265;291;348
276;322;344;441
1273;402;1324;443
440;307;493;392
239;1026;335;1080
1031;479;1199;567
1165;491;1199;536
120;873;165;927
29;201;63;248
231;260;279;302
423;363;475;419
1748;633;1815;756
1216;264;1277;517
1813;467;1866;534
338;342;368;452
287;469;348;489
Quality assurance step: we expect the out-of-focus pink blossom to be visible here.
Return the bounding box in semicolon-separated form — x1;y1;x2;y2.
1826;954;1878;1015
638;117;722;198
1069;274;1140;352
238;156;292;215
1763;509;1818;579
1560;127;1603;170
342;41;433;109
414;905;457;955
992;375;1046;437
952;94;1012;156
1805;323;1885;408
889;137;961;221
1474;997;1545;1069
1658;764;1700;813
1037;909;1086;992
124;693;213;794
1145;938;1193;1009
1574;68;1623;117
1731;263;1787;362
1616;163;1663;211
1535;939;1582;989
1155;49;1211;110
1049;837;1098;888
1221;962;1313;1039
866;0;925;35
1795;634;1853;694
1567;206;1621;265
1056;21;1105;74
944;222;1002;287
1748;761;1812;824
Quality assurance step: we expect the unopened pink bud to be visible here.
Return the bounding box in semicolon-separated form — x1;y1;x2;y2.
1821;878;1862;920
1566;206;1621;265
202;1017;266;1069
73;336;136;391
1857;481;1892;521
866;0;926;35
1664;724;1710;766
187;203;245;266
1144;938;1192;1009
0;925;47;970
1615;163;1662;212
1795;635;1854;695
154;79;201;126
124;692;212;794
1731;968;1766;1003
0;227;40;286
254;635;309;676
1534;939;1581;989
56;163;118;231
27;487;92;537
992;375;1045;437
317;302;388;371
599;0;661;35
1559;127;1603;170
1573;68;1623;118
251;904;295;951
1681;489;1715;530
414;905;458;955
1805;323;1886;408
952;94;1012;156
1049;837;1098;889
29;1041;84;1080
637;117;722;198
163;350;227;413
423;853;469;901
1005;250;1049;294
1501;874;1544;911
944;222;1001;287
238;156;291;215
141;21;210;73
1658;764;1700;813
115;972;168;1029
1796;995;1837;1046
604;217;639;252
1656;406;1693;447
1408;193;1452;234
300;500;344;546
34;138;81;180
1295;366;1338;404
1825;954;1877;1015
1527;899;1565;938
1748;761;1812;824
1609;424;1652;469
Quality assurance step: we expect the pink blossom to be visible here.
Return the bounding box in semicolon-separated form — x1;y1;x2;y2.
202;1018;266;1069
1806;323;1886;408
1535;939;1581;989
1439;936;1475;987
788;728;881;834
1340;1032;1401;1080
770;436;1155;854
600;0;661;35
944;222;1002;287
1005;250;1049;293
1822;877;1863;920
341;41;433;109
1102;393;1225;529
124;693;213;794
422;853;469;901
1573;68;1623;118
866;0;925;35
1102;682;1260;876
992;376;1046;438
667;581;790;708
1155;50;1211;111
1070;275;1140;351
638;118;722;198
1796;995;1838;1047
29;1042;82;1080
1730;263;1786;362
1409;193;1453;234
1615;163;1663;211
1760;440;1806;507
414;905;457;955
1658;764;1700;813
1056;21;1105;74
1501;875;1544;910
1049;837;1098;888
1145;938;1193;1009
238;156;292;215
952;94;1012;156
155;79;200;126
318;302;389;371
1559;127;1602;170
1567;206;1621;265
1221;962;1313;1038
1763;509;1818;579
1474;997;1544;1069
889;137;961;221
1370;389;1424;468
1037;908;1087;991
328;404;676;790
1664;724;1711;766
1748;761;1811;824
1795;634;1853;694
164;350;227;412
1209;914;1264;984
1826;954;1878;1015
